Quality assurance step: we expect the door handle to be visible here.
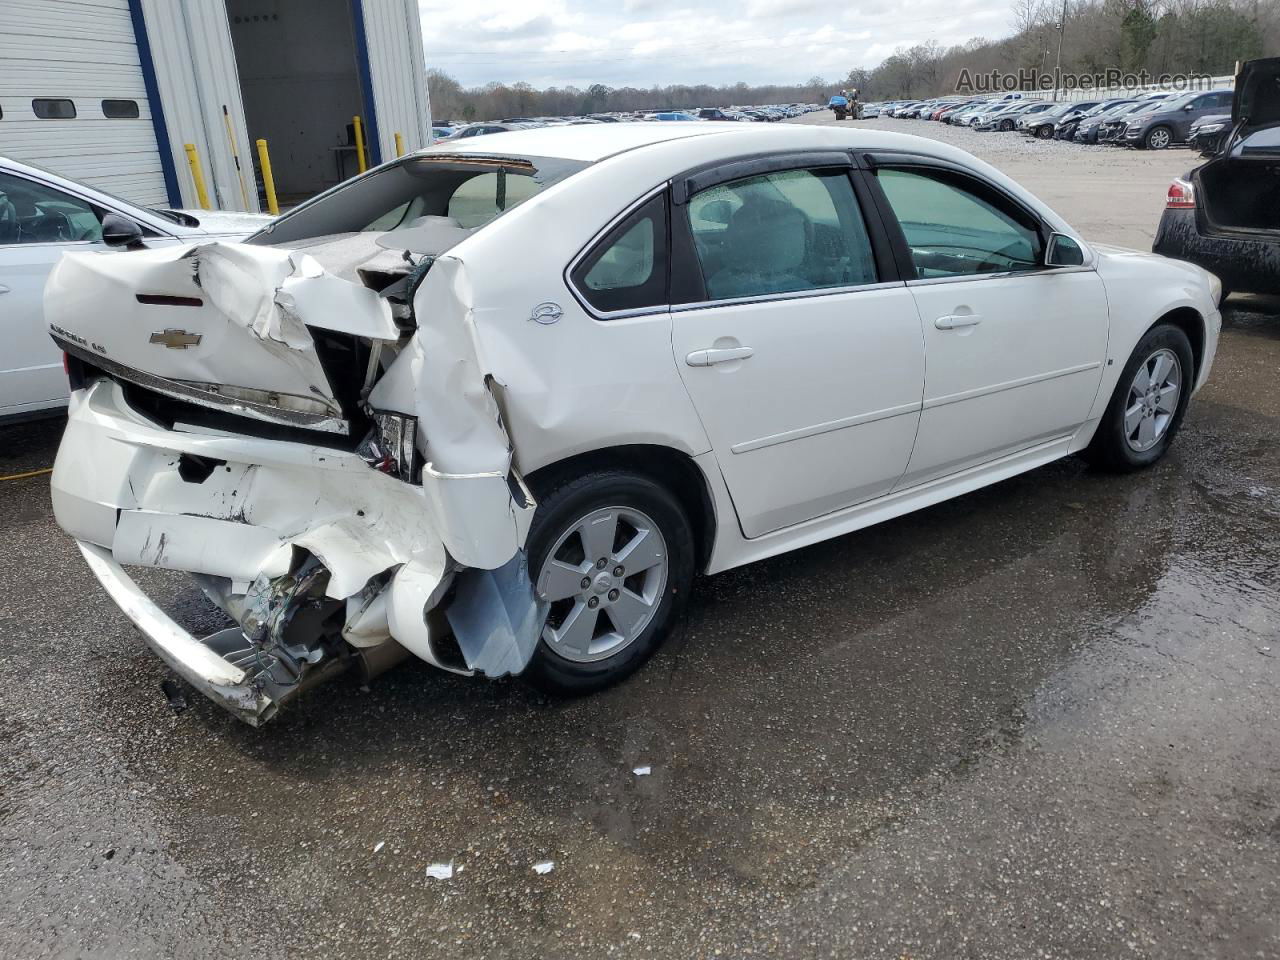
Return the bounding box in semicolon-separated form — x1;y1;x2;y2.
686;346;754;366
935;314;982;330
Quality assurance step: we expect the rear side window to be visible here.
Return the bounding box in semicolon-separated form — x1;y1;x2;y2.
571;193;668;314
102;99;140;119
686;167;878;301
32;99;75;119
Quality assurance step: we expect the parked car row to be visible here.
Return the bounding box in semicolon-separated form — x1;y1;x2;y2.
433;104;827;140
873;87;1237;150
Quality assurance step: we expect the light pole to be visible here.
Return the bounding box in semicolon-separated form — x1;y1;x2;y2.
1053;0;1069;89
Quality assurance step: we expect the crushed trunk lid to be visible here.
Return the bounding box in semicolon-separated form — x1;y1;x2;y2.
45;242;401;435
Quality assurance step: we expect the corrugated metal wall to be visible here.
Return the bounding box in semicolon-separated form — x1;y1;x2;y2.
138;0;259;212
360;0;431;159
0;0;169;205
0;0;429;211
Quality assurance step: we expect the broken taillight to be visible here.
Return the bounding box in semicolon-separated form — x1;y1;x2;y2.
1166;179;1196;209
356;411;421;483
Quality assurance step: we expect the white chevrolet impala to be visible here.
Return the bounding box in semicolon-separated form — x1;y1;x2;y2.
46;123;1221;724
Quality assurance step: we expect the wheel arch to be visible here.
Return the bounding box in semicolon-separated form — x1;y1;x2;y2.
524;444;718;573
1151;305;1206;383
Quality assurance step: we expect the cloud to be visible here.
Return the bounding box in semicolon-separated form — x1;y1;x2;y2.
744;0;831;18
417;0;1014;88
469;15;555;39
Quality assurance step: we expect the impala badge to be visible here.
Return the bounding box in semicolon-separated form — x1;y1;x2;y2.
149;329;202;349
530;302;563;325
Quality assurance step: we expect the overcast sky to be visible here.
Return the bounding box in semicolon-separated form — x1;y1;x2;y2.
416;0;1016;89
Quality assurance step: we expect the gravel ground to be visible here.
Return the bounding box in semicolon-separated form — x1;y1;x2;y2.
1;117;1278;960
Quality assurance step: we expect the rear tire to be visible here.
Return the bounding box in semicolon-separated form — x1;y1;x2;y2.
523;470;695;695
1082;323;1195;471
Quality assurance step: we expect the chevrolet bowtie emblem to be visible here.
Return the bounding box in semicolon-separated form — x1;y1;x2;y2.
149;329;202;349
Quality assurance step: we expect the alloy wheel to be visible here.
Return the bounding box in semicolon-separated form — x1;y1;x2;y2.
1147;127;1172;149
535;506;668;663
1124;348;1182;452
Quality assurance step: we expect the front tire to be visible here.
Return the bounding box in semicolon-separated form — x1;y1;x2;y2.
1144;125;1173;150
1083;323;1194;471
523;470;695;695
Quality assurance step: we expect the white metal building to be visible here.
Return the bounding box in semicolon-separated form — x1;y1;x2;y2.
0;0;432;212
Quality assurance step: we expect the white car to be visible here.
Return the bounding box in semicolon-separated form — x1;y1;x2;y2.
45;123;1221;725
0;157;271;422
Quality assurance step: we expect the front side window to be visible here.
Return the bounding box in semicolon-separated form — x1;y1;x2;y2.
0;172;102;245
875;168;1043;279
571;193;667;313
686;167;878;301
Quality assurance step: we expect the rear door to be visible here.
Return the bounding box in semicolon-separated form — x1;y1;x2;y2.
668;155;926;538
864;159;1108;488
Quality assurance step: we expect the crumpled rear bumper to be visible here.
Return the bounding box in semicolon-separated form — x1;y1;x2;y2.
75;540;278;725
53;377;542;722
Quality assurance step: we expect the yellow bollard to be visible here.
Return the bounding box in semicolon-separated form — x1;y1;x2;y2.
255;139;279;215
352;115;368;174
394;131;405;157
183;143;210;210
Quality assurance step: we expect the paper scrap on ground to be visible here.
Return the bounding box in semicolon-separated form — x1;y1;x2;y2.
373;841;385;854
633;766;651;776
533;861;555;875
426;863;454;880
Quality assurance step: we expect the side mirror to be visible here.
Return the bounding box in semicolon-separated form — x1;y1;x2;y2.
1045;232;1086;267
101;212;144;249
699;199;735;226
1184;103;1195;111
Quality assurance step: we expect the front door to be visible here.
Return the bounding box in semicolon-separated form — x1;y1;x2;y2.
868;164;1109;488
669;164;926;538
0;171;115;416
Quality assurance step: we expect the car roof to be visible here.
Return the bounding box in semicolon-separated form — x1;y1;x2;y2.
414;121;748;163
414;123;1025;184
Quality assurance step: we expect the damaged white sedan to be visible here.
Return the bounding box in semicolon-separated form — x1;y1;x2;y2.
47;123;1221;724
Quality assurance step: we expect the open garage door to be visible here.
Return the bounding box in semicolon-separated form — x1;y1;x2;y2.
227;0;373;203
227;0;431;204
0;0;172;206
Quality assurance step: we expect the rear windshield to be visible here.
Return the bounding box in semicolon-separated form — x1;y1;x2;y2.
252;154;588;247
